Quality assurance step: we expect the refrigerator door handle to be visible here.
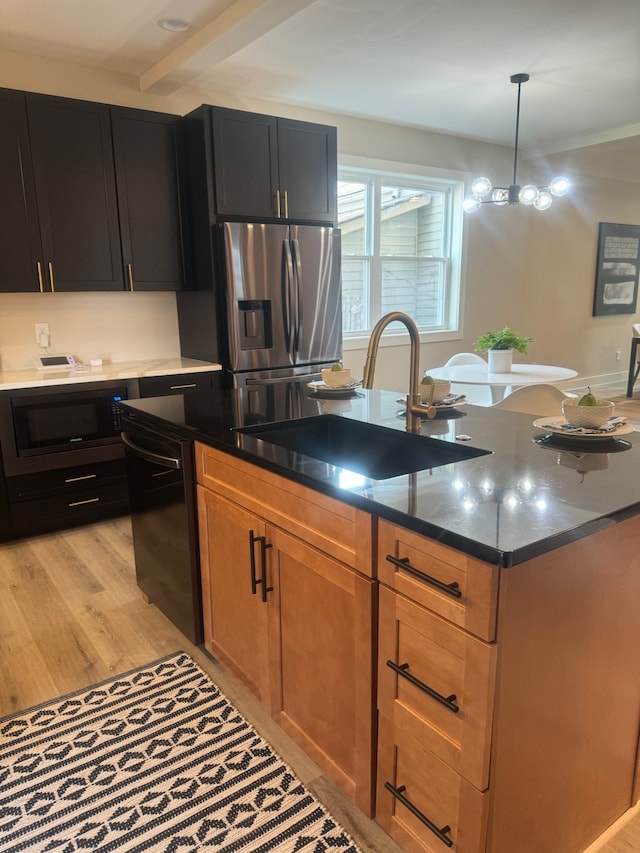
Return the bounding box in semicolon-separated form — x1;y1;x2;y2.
283;239;296;362
291;238;303;356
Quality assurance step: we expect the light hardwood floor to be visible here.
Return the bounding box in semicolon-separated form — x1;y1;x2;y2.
0;517;401;853
1;507;638;852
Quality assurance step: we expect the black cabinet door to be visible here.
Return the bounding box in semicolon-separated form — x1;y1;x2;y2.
211;108;279;219
208;107;337;224
0;89;44;292
277;118;337;224
112;107;187;291
26;94;124;291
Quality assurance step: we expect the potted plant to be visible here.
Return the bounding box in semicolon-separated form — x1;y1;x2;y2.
474;326;534;372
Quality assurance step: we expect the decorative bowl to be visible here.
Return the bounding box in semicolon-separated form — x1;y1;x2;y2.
561;397;615;428
321;367;353;387
420;378;451;404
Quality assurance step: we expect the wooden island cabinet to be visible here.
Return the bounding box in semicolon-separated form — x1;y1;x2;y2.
194;442;640;853
376;517;640;853
195;443;376;815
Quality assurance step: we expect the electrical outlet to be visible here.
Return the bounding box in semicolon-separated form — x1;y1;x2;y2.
35;323;49;347
616;348;622;361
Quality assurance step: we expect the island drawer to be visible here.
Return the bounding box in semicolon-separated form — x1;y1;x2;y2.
195;443;374;576
378;585;496;791
378;520;498;641
376;713;488;853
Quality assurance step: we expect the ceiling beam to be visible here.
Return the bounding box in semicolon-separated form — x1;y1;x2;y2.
139;0;316;92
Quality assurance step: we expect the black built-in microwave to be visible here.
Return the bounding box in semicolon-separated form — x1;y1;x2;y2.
0;380;137;476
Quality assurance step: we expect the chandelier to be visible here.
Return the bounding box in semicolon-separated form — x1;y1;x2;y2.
463;73;570;213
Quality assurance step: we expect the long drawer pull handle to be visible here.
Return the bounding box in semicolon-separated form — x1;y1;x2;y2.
386;554;461;599
68;497;100;507
64;473;97;483
249;530;273;602
386;661;459;713
168;383;197;390
384;783;453;848
249;530;259;594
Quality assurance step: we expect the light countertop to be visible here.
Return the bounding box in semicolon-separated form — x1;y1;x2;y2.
0;358;221;391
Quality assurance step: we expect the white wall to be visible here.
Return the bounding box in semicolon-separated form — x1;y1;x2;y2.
0;292;180;370
0;49;637;389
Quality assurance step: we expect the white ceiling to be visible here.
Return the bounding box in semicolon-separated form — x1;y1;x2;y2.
1;0;639;154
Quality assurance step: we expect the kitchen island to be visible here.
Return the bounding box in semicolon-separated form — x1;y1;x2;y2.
120;382;640;853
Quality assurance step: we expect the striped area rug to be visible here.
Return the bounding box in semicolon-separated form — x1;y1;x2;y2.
0;652;361;852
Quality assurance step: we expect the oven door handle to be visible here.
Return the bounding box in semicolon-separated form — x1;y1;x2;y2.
121;433;182;469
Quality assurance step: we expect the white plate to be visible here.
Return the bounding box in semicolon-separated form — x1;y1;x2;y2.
307;379;362;397
396;395;467;410
532;416;633;440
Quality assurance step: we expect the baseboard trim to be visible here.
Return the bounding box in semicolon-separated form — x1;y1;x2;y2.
562;371;628;392
582;800;640;852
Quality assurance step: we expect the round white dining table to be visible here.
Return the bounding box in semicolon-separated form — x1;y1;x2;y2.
428;363;578;404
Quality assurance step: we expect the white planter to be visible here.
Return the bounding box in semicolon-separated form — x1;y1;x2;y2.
488;348;513;372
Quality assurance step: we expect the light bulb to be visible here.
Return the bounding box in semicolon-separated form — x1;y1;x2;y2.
534;190;553;211
519;185;539;205
549;176;570;196
471;177;492;197
462;195;481;212
492;188;509;205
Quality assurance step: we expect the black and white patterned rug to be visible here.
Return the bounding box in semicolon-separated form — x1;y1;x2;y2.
0;651;361;852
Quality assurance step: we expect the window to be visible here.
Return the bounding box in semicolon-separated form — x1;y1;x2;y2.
338;165;464;338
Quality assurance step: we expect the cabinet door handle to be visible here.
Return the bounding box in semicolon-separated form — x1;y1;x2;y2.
283;189;289;219
48;262;55;292
127;263;134;291
37;261;45;292
384;783;453;848
249;530;273;602
68;497;100;507
275;190;281;218
386;554;461;599
386;660;459;713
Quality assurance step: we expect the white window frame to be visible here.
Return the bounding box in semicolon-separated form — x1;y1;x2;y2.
338;155;467;351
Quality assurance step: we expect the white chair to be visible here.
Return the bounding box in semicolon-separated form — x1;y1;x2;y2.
435;352;493;405
491;384;575;415
443;352;486;366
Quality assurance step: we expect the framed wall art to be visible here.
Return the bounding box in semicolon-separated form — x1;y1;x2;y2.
592;222;640;316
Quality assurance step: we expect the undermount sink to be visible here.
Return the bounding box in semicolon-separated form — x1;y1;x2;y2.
236;415;490;480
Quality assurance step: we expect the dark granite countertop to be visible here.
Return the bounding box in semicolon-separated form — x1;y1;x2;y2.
120;381;639;567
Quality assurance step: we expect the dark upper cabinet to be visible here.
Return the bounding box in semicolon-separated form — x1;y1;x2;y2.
26;94;124;292
111;107;187;292
194;105;337;224
0;89;189;294
275;117;337;224
0;90;45;292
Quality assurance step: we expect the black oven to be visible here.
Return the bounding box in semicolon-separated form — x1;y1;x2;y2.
0;380;139;476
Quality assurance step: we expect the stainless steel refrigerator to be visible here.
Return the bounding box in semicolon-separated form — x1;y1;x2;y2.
219;221;342;387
